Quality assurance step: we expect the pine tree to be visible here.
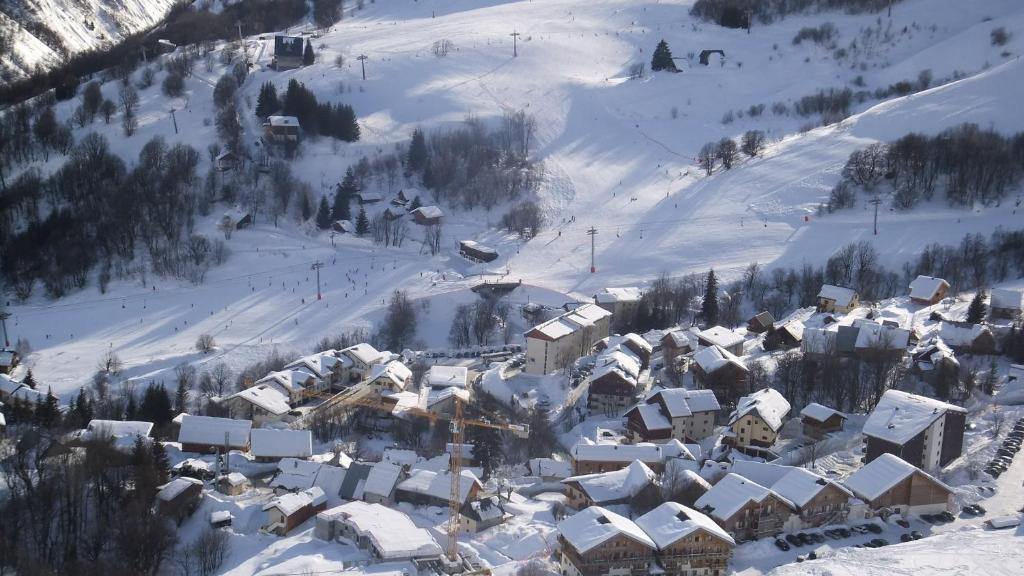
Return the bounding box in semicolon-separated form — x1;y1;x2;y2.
300;192;314;221
23;369;37;389
333;168;356;221
125;392;138;420
407;128;428;172
967;290;987;324
74;389;94;428
174;382;188;415
303;41;315;66
255;82;280;118
701;269;719;326
316;195;332;229
34;387;60;428
151;441;171;485
409;195;423;211
355;207;370;236
651;39;678;72
422;158;435;189
471;427;502;481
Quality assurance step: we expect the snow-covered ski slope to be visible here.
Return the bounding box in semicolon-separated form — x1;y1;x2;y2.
0;0;178;79
8;0;1024;394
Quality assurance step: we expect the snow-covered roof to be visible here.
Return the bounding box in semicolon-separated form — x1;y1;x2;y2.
425;365;468;388
817;284;857;307
0;350;15;367
459;240;497;255
177;415;251;448
9;385;46;403
801;327;836;355
223;472;248;486
697;326;745;349
267;115;299;127
270;457;323;490
990;288;1023;310
210;510;233;524
863;389;965;445
937;322;991;346
396;469;481;504
285;351;349;379
646;388;720;418
229;384;291;415
800;402;845;423
412;205;443;219
528;457;572;479
421;385;470;409
663;327;700;350
0;373;20;395
340;343;385;366
729;388;790;431
173;457;212;473
909;275;949;301
256;369;319;393
526;304;611;341
263;487;326;516
368;360;411;389
463;496;506;523
731;462;852;508
562;460;657;503
694;473;793;522
363;462;402;500
635;501;735;549
571;442;663;464
629;403;672;431
854;321;910;350
320;501;443;559
382;448;419;467
84;419;153;439
693;345;747;375
250;429;313;459
157;477;203;502
557;506;655;554
595;287;642;304
844;453;951;502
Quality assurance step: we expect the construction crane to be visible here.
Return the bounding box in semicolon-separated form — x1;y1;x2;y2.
327;392;529;567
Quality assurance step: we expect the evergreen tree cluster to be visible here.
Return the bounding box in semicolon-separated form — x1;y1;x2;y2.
651;40;678;72
690;0;901;28
280;79;360;142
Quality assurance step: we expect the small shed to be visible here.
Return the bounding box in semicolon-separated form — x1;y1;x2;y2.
332;220;355;234
0;349;19;374
908;275;950;306
264;116;300;142
459;240;499;263
746;311;775;334
156;477;204;522
699;49;725;65
800;403;846;438
218;472;250;496
210;510;234;528
411;206;443;225
263;487;328;535
356;191;382;205
222;206;253;230
215;151;238;172
990;288;1023;319
273;35;305;70
817;285;859;314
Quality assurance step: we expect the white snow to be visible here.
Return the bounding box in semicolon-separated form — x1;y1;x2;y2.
862;389;965;445
843;453;950;502
250;429;313;460
177;415;252;448
556;506;655;554
634;501;735;549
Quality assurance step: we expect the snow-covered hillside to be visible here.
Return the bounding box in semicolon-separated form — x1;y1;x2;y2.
6;0;1024;395
0;0;178;80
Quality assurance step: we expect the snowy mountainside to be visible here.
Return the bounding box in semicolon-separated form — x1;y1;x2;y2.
6;0;1024;396
0;0;178;80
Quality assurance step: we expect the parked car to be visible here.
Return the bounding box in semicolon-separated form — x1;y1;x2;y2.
836;527;852;538
911;530;924;540
869;538;889;547
863;523;883;534
963;504;987;516
824;529;842;540
939;511;956;522
901;533;913;543
786;534;802;547
774;538;791;552
895;519;910;528
810;532;825;544
797;532;813;545
921;514;939;523
851;525;871;534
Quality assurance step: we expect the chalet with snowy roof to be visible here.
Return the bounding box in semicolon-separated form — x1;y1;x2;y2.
459;240;499;262
588;344;646;416
356;191;383;205
593;333;653;368
222;384;291;426
863;389;966;471
746;311;775;334
420;385;469;416
315;501;444;563
911;339;960;385
217;472;250;496
730;461;852;528
909;275;950;306
853;321;910;359
395;469;482;507
221;206;252;231
250;429;313;462
562;460;659;509
725;388;790;449
264;115;300;142
177;415;251;454
525;303;612;375
0;349;19;374
459;496;510;533
635;502;735;576
255;368;324;405
693;473;796;542
569;439;696;475
339;343;388;382
425;365;468;389
557;507;657;576
625;388;720;444
594;287;643;319
382;206;404;221
156;477;203;522
410;205;443;225
77;419;153;451
285;350;352;387
660;328;700;369
696;326;745;356
366;360;412;394
990;288;1023;319
392;189;411;206
764;319;804;351
263;487;327;535
527;457;573;481
843;453;954;517
691;345;748;407
210;510;233;528
333;219;355;234
215;150;237;172
269;457;324;491
273;35;305;70
362;461;404;504
816;284;859;314
799;403;846;438
663;464;712;507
